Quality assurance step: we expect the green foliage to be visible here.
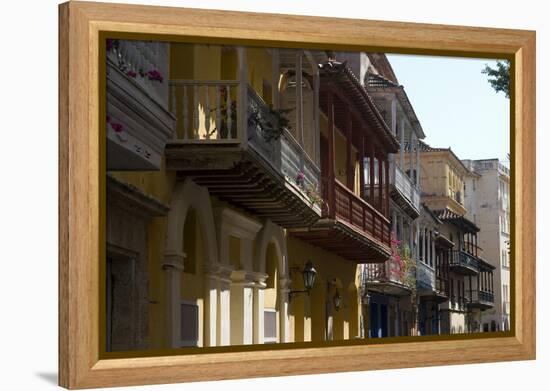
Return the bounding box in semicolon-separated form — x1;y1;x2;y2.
482;60;510;98
248;106;293;142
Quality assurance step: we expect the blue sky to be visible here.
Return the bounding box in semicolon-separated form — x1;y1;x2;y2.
385;54;510;165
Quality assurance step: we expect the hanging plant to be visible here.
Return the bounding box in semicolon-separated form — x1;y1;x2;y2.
248;105;293;143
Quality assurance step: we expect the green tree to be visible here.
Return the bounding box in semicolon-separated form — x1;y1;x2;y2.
482;60;510;98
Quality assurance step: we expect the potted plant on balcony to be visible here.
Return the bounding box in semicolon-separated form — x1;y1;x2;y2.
247;104;293;143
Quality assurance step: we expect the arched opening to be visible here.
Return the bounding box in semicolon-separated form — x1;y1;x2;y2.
164;179;219;348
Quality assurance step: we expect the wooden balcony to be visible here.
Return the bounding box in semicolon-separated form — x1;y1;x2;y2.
165;80;321;228
362;260;413;296
389;161;420;218
417;261;448;303
106;40;175;171
289;65;396;263
467;290;494;310
449;249;479;275
290;179;391;262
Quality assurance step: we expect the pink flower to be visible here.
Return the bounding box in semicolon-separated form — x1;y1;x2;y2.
147;69;163;83
126;70;137;78
110;122;123;133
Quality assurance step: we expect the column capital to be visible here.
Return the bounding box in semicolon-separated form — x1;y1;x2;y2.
230;269;262;288
163;251;186;271
204;262;234;283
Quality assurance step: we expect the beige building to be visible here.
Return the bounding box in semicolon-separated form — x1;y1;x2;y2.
406;142;495;334
462;159;511;331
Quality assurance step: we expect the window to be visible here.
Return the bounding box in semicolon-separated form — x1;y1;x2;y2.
180;301;199;347
264;309;277;343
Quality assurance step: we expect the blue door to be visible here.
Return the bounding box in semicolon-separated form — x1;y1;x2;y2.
369;303;378;338
380;304;388;337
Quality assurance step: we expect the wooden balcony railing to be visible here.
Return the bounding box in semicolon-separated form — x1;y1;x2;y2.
468;290;495;305
463;241;483;258
169;80;240;141
363;259;414;288
389;160;421;212
449;249;479;273
416;261;436;291
324;179;390;247
108;40;169;108
168;79;321;201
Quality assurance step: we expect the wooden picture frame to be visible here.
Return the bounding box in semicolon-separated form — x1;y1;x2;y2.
59;1;536;389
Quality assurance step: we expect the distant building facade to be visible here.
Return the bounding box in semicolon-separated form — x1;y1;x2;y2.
462;159;511;331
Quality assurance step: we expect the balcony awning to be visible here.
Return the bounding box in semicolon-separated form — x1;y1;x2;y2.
478;257;496;271
366;72;425;139
435;208;480;233
318;60;399;153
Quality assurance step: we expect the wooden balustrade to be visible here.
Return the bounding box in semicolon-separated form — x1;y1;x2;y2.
363;258;410;287
108;40;169;107
169;80;240;140
330;180;390;247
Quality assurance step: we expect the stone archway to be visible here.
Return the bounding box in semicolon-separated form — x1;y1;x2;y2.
163;179;219;348
254;220;290;343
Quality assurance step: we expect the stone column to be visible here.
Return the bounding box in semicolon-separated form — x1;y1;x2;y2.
203;271;218;347
217;276;232;346
204;263;233;347
252;274;267;345
278;277;292;343
163;251;185;348
230;270;255;345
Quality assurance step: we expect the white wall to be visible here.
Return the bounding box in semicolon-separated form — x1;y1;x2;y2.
0;0;547;391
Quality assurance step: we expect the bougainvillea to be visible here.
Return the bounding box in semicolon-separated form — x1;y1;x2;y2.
146;70;164;83
296;171;306;187
106;115;123;133
107;39;164;84
388;233;416;289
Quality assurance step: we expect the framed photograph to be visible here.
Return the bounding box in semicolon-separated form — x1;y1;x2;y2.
59;1;536;389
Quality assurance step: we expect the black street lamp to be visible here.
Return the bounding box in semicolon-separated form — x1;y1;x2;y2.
289;260;317;302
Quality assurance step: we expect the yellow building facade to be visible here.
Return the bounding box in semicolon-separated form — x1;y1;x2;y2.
105;42;396;351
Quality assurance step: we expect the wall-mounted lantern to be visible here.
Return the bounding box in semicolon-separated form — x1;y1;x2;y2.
289;260;317;302
333;290;342;311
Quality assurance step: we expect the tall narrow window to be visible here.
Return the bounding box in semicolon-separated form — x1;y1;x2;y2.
180;301;199;347
264;309;277;344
